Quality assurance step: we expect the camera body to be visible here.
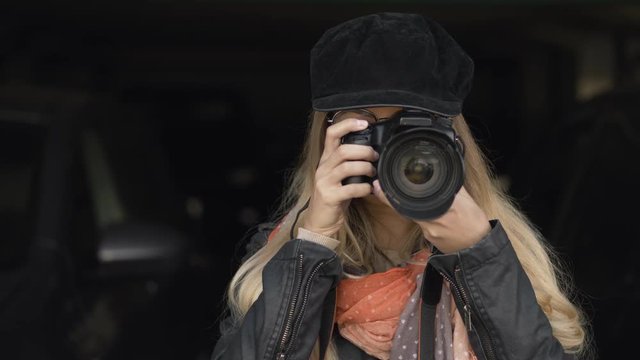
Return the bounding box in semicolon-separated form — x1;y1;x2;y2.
342;109;465;220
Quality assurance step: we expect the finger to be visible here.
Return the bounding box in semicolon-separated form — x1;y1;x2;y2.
335;182;373;200
326;161;376;184
456;185;472;199
322;118;370;159
447;185;473;210
321;144;379;170
372;179;393;208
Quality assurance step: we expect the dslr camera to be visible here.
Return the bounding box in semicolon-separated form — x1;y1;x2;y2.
341;109;465;220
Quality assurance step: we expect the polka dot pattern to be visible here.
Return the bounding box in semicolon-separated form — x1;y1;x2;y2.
335;250;429;359
334;249;477;360
389;273;422;360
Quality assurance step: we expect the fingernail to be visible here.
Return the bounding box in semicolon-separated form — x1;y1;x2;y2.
373;180;380;193
357;120;369;128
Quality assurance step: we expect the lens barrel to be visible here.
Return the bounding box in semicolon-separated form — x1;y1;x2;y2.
341;127;375;185
378;128;464;220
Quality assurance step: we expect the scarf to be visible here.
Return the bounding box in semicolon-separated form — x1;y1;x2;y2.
335;249;476;360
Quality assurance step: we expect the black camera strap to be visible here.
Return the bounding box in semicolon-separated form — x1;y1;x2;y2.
289;197;311;239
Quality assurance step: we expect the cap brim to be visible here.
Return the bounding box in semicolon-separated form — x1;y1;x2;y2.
312;89;461;116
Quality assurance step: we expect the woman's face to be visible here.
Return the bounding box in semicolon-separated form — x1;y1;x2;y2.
366;106;403;121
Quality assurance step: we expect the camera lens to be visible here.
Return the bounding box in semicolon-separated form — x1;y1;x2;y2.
379;128;463;220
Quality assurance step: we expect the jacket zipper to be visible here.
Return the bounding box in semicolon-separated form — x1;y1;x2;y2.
276;256;326;359
283;261;325;357
276;254;304;359
437;266;497;360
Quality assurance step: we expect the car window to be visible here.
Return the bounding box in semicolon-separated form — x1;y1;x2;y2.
81;129;127;229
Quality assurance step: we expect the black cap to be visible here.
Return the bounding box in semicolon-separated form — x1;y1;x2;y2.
309;12;474;116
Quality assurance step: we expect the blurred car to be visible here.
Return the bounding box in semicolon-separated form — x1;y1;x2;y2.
0;88;212;360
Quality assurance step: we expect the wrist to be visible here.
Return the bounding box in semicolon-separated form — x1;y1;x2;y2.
420;220;491;254
299;210;341;238
299;222;339;238
297;227;340;249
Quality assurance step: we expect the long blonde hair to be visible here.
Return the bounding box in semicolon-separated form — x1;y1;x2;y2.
224;110;591;359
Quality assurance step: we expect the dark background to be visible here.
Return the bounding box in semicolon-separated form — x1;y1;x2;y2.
1;1;639;359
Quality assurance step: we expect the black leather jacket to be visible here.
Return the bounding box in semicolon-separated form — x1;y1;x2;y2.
211;220;575;360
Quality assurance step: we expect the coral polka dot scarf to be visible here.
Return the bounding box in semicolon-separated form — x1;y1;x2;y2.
335;249;476;360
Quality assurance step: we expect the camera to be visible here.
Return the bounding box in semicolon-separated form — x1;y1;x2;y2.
341;109;465;220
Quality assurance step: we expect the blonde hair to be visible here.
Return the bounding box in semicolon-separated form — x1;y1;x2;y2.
224;110;591;359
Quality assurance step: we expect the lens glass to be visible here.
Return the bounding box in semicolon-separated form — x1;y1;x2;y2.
391;140;448;198
403;157;434;185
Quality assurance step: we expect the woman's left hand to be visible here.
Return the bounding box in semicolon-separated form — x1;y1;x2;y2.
372;180;492;253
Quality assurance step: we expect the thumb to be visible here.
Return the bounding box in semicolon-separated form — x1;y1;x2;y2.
372;180;393;208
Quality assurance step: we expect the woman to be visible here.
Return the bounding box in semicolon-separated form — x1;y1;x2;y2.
211;12;590;360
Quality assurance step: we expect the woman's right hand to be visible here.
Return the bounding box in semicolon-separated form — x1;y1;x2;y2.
300;118;379;238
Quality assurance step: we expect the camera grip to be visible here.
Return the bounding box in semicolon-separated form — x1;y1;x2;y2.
342;174;372;186
341;128;374;186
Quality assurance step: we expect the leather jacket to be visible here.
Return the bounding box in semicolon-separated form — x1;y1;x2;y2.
211;220;575;360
